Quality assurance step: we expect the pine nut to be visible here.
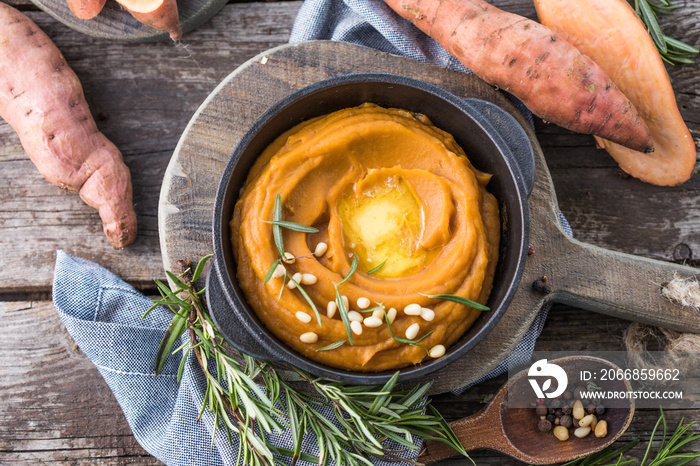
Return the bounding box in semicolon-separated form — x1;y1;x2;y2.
429;345;446;358
351;320;363;335
387;308;397;324
405;323;420;340
283;252;296;264
573;400;585;420
372;309;384;320
314;242;328;257
341;295;349;309
553;426;569;441
404;303;422;315
348;310;363;322
594;420;608;438
357;297;370;309
574;426;591;438
327;301;337;318
272;263;285;278
299;332;318;344
301;273;317;285
295;312;311;323
579;414;595;428
363;316;383;328
287;272;303;289
420;307;435;321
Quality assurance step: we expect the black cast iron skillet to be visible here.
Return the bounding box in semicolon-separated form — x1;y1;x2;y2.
207;73;534;384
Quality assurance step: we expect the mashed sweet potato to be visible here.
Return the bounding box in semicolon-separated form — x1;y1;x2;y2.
231;103;500;371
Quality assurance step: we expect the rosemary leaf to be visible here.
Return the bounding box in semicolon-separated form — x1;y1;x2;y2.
424;293;490;311
262;219;319;233
316;340;347;352
338;252;358;286
277;272;286;300
166;270;188;291
383;309;432;354
367;260;387;274
154;279;189;310
154;310;188;375
288;275;321;326
263;258;281;284
335;284;354;344
272;193;285;258
192;253;213;282
639;0;668;53
664;35;700;53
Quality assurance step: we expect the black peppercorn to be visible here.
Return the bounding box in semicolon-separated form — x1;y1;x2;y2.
555;409;564;418
573;418;580;428
596;404;606;416
586;404;596;415
538;419;553;432
536;405;548;417
550;399;562;409
562;405;572;415
548;407;556;415
546;413;556;423
559;414;573;429
574;385;586;399
563;391;573;400
532;279;552;294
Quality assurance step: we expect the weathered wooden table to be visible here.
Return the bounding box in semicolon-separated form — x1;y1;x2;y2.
1;0;698;463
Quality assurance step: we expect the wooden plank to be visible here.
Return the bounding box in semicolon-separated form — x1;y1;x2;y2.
0;301;162;465
0;2;303;293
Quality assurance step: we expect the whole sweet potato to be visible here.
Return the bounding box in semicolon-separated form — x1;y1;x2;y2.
535;0;696;186
383;0;655;153
0;3;137;248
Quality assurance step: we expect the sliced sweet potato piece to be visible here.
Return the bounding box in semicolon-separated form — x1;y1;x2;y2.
535;0;696;186
66;0;107;20
116;0;182;40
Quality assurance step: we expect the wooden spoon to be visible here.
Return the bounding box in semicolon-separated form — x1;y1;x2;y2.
419;356;635;465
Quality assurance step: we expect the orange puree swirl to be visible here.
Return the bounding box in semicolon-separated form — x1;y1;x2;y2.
231;103;500;371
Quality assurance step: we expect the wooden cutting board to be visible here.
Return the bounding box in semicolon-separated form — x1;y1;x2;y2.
159;40;700;394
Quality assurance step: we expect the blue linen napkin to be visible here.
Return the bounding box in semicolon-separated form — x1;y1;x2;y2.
51;1;572;464
53;250;420;466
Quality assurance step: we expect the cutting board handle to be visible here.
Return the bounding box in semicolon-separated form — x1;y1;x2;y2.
550;233;700;332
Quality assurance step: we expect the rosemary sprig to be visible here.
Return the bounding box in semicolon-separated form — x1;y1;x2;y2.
287;274;322;326
338;252;359;286
272;193;285;258
262;219;319;234
635;0;699;64
316;339;347;352
564;407;700;466
335;282;354;345
384;308;433;355
335;252;359;344
423;293;490;311
149;255;468;465
367;260;387;275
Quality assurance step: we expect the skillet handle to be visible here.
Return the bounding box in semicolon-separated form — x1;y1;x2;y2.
549;234;700;332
